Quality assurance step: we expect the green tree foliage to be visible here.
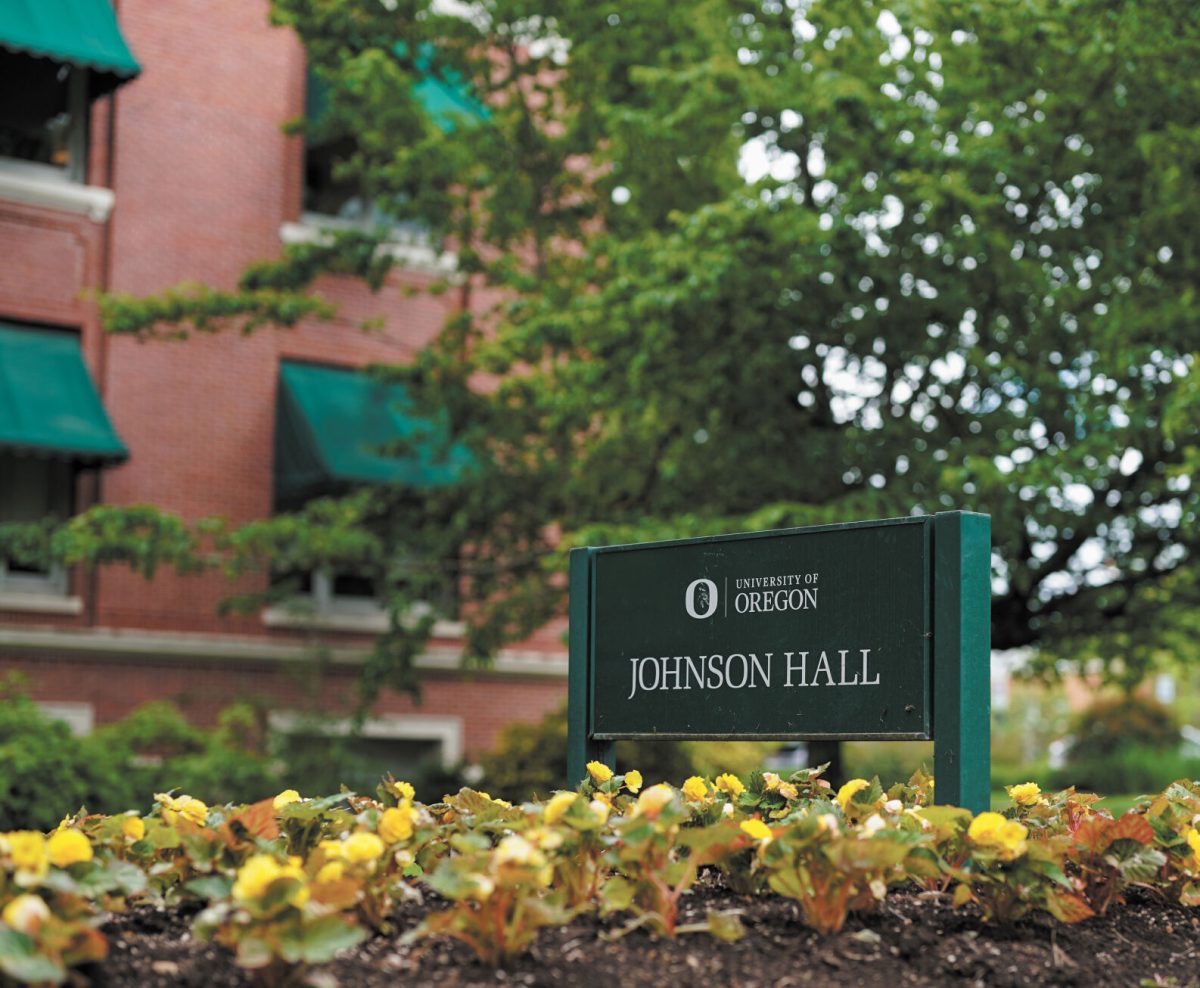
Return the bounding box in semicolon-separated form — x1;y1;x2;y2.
14;0;1198;695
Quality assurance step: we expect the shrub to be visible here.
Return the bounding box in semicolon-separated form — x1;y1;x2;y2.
93;701;279;808
1066;694;1181;762
1051;744;1200;795
0;693;134;829
479;703;694;801
843;740;934;788
0;689;282;828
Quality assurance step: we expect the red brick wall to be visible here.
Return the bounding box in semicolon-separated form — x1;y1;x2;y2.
0;1;568;751
94;0;461;634
2;650;564;760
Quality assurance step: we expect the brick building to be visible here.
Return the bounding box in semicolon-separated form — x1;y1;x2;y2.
0;0;567;777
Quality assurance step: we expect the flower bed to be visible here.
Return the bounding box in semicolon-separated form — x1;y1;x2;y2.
1;767;1198;985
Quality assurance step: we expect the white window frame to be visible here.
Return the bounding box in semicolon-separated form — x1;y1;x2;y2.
279;215;457;276
262;569;464;636
36;701;94;736
0;559;68;596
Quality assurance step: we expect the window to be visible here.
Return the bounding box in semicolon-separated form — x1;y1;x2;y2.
0;453;73;595
301;71;433;248
269;712;463;793
0;321;127;607
264;567;461;635
265;568;388;632
0;54;88;181
291;53;487;267
263;359;466;633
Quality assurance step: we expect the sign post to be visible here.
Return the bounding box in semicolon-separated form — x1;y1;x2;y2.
567;511;990;811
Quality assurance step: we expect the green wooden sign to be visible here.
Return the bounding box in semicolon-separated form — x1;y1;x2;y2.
568;512;991;811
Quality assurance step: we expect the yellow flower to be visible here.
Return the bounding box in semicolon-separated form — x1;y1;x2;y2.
394;780;416;801
1185;827;1200;860
526;826;564;852
635;784;676;819
47;829;93;868
967;812;1028;860
315;860;345;884
232;854;308;906
863;814;887;834
624;770;643;794
494;834;543;869
715;773;745;798
155;793;208;827
467;874;495;901
318;839;345;860
4;832;48;883
835;778;870;812
740;818;773;842
762;772;782;792
587;761;614;784
122;816;145;842
273;789;302;810
682;776;710;802
232;855;281;901
966;811;1006;843
2;894;49;935
342;832;385;864
1008;782;1042;807
544;791;578;825
379;805;416;845
777;782;799;801
589;798;610;825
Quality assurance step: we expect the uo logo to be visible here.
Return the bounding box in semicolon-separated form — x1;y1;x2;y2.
684;578;718;619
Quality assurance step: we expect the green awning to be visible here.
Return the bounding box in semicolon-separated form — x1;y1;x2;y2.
0;323;128;464
306;42;489;142
275;361;466;507
0;0;140;96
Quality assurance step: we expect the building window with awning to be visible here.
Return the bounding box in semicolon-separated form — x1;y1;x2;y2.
0;321;127;600
0;0;140;198
302;45;487;229
266;360;466;629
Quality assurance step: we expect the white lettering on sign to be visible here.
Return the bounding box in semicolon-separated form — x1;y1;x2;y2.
625;648;879;699
687;572;820;619
733;587;818;614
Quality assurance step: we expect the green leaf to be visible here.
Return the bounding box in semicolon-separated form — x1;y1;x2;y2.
235;934;277;970
0;928;67;984
705;909;745;942
1113;847;1167;885
297;916;368;964
184;875;235;901
1042;890;1095;925
598;874;636;913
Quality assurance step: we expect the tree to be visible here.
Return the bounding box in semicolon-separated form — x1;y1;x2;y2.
10;0;1200;698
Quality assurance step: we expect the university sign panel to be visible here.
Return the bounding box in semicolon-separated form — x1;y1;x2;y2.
568;512;991;811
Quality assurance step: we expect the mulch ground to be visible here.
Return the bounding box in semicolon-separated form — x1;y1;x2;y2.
90;874;1200;987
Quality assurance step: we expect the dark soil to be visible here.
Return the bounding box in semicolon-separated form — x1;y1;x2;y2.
89;876;1200;987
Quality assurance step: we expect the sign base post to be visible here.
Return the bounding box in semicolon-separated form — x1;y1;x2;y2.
567;547;612;786
932;512;991;812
